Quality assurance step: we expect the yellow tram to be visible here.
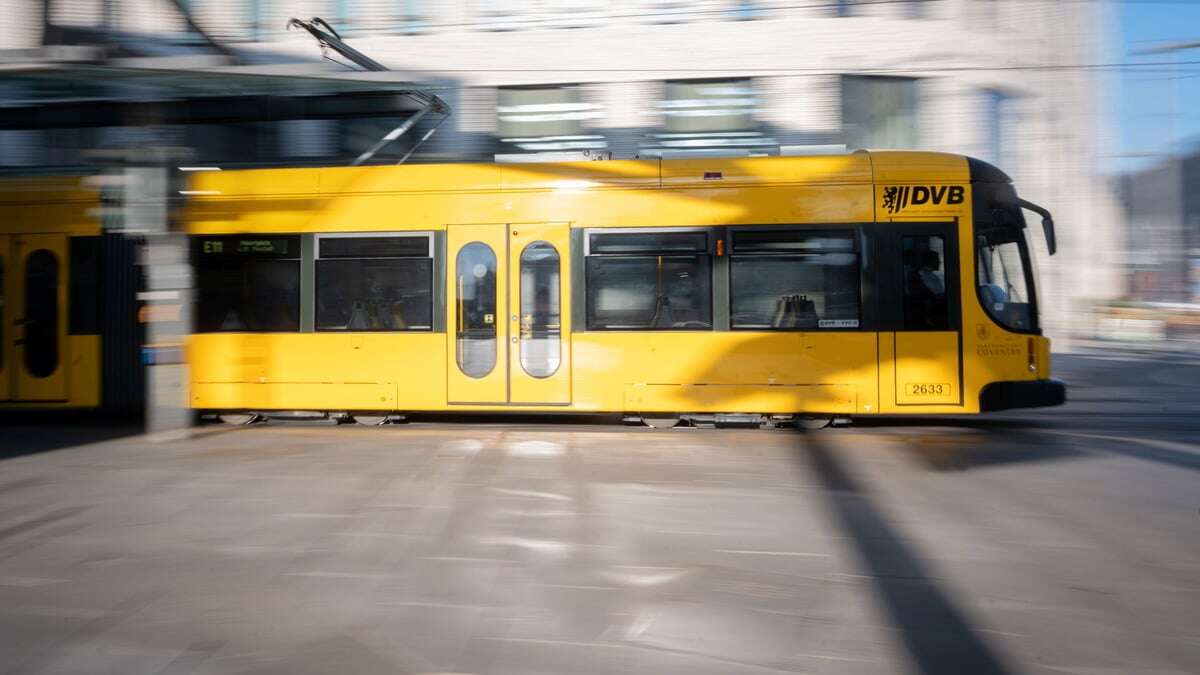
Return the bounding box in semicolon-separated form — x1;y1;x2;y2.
182;151;1064;425
0;177;141;414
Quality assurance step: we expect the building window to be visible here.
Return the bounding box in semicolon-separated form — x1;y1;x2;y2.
496;85;605;153
730;230;861;330
316;234;434;331
732;1;762;21
645;78;773;156
279;119;337;159
476;0;526;30
903;0;929;19
982;88;1014;169
246;0;266;41
398;0;429;34
841;75;918;150
585;230;712;330
193;235;301;332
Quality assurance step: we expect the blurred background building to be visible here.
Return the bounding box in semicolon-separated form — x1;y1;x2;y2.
0;0;1126;344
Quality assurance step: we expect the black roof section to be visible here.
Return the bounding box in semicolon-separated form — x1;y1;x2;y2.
966;156;1012;183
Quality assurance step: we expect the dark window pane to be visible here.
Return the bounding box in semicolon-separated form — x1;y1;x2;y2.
519;241;561;377
902;235;949;330
976;232;1033;331
732;230;856;254
455;243;497;378
69;236;101;334
586;255;711;330
316;259;432;331
731;232;861;329
589;231;707;254
195;235;299;258
319;236;429;259
24;249;59;377
194;259;300;332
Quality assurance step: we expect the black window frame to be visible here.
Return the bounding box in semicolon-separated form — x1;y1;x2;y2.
583;227;715;332
727;225;867;332
972;181;1041;335
314;232;435;333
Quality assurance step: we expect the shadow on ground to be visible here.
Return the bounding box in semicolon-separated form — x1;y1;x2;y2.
796;430;1011;675
0;412;142;461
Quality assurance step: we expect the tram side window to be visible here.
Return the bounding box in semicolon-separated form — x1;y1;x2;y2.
194;236;301;332
729;230;861;329
902;235;949;330
585;231;712;330
316;235;433;331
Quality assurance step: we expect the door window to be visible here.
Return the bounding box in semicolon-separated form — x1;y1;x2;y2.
519;242;561;378
901;235;948;330
455;242;498;378
24;249;58;378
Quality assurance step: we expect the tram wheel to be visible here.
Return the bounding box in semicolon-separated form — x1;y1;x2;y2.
218;413;260;426
642;415;682;429
797;417;833;430
352;415;389;426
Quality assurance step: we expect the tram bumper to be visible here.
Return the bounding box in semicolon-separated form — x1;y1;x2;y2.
979;379;1066;412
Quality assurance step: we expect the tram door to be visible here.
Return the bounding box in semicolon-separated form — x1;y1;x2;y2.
7;234;69;401
888;224;962;406
446;223;571;406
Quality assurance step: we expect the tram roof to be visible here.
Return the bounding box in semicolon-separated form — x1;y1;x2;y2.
176;151;974;198
0;151;989;206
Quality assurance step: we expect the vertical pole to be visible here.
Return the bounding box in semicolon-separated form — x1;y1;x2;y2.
126;157;193;438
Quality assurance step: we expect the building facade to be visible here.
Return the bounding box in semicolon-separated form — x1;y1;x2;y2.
1;0;1123;342
1120;151;1200;305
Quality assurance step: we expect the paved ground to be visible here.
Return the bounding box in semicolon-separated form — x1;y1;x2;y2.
2;349;1199;674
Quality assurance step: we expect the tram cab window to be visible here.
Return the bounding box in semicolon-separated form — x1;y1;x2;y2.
316;235;433;331
585;231;712;330
193;236;301;332
901;235;949;330
729;230;860;330
976;229;1034;331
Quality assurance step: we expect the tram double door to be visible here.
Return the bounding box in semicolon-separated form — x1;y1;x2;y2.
446;223;571;406
0;234;68;402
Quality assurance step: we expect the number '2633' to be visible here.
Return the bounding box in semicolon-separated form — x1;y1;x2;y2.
906;383;949;396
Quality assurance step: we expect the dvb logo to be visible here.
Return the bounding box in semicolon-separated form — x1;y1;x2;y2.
882;185;965;214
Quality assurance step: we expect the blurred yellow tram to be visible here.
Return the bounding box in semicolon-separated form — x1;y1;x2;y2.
0;177;142;415
182;151;1064;425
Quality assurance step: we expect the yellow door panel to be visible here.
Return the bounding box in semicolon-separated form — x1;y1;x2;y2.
895;332;959;405
447;225;508;404
13;234;68;401
0;235;10;401
508;223;571;405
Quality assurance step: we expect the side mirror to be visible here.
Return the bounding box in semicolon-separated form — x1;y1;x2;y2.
1040;215;1057;256
1017;198;1056;256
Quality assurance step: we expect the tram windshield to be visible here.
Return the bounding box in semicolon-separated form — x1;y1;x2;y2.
976;225;1037;332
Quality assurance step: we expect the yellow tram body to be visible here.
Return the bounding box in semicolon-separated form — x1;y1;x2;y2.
183;151;1061;419
0;178;105;410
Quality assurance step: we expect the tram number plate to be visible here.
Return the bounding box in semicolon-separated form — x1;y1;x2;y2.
905;383;950;396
